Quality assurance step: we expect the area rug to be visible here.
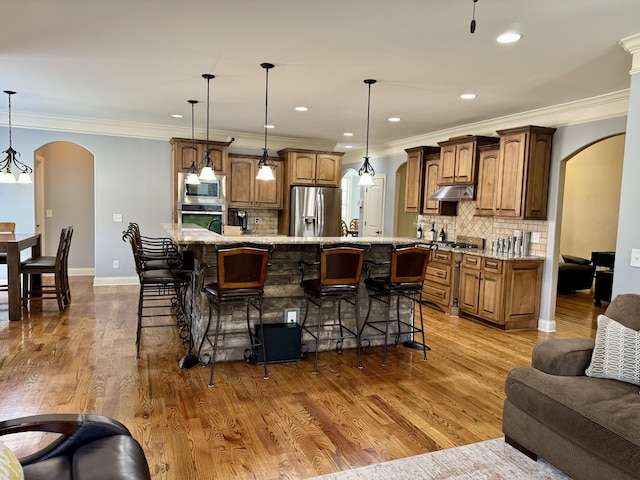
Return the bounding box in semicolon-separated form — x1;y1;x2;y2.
309;438;571;479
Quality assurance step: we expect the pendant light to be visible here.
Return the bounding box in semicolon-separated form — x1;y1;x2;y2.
199;73;217;181
185;99;200;185
256;62;276;181
358;79;376;187
1;90;32;184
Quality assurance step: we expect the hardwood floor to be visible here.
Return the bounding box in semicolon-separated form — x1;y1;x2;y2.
0;278;601;479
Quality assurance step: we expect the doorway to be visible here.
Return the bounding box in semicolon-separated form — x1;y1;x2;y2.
34;142;95;274
341;169;360;233
362;175;386;236
555;134;624;324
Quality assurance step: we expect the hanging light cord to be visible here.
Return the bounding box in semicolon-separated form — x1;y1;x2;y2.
189;100;197;166
202;74;214;168
263;64;272;153
365;81;372;159
470;0;478;33
6;91;13;148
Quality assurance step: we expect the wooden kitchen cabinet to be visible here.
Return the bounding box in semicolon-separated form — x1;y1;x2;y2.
475;144;500;216
278;149;343;187
227;155;283;209
494;125;556;219
460;254;543;330
422;249;454;314
437;136;499;185
171;137;230;174
404;146;456;215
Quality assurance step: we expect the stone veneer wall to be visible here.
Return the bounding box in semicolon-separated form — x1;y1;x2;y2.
418;200;548;257
188;242;416;363
240;208;279;236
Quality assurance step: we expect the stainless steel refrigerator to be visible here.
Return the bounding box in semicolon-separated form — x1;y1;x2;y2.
290;186;342;237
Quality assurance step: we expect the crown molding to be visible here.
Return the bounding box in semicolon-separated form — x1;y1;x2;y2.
620;33;640;75
0;111;337;152
343;90;630;164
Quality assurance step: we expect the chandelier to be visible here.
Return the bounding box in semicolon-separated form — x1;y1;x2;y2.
1;90;32;184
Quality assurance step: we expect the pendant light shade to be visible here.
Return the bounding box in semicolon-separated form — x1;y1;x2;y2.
256;62;276;181
185;99;200;185
1;90;32;184
357;79;376;187
199;74;217;181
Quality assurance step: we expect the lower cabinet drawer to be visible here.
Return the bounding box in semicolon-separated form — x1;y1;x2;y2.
422;282;450;305
425;263;452;286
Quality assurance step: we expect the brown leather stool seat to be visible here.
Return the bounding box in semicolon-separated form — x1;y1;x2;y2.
299;244;368;373
199;243;274;387
361;244;431;366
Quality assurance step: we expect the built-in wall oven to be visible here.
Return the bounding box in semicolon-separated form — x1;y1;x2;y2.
180;204;224;234
177;173;226;234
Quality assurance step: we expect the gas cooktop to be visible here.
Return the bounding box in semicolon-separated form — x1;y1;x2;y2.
430;236;485;250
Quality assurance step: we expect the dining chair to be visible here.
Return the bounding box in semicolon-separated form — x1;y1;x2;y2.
360;244;431;366
298;244;368;373
0;222;16;292
21;226;73;312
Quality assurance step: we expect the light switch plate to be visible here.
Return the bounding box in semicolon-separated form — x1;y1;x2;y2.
113;213;123;223
531;232;541;243
631;249;640;268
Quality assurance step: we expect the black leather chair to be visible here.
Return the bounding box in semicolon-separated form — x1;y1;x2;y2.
298;244;368;373
0;414;151;480
557;254;595;293
360;244;431;366
199;243;274;387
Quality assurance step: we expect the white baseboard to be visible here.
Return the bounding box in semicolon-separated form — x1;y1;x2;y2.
69;268;95;276
538;318;557;332
93;276;139;286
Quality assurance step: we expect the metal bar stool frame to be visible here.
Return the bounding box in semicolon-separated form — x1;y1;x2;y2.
360;244;431;366
122;226;192;359
298;244;369;373
199;243;274;387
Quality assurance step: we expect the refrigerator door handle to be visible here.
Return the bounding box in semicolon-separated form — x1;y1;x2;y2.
316;190;324;236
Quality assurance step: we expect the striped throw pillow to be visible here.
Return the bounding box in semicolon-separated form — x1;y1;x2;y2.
0;439;23;480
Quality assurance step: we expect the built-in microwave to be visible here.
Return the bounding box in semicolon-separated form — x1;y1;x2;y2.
177;173;225;205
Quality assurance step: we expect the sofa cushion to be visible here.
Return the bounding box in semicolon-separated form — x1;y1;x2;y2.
586;314;640;386
0;439;24;480
505;367;640;476
605;293;640;331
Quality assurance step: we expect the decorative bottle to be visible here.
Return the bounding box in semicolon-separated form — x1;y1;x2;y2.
429;223;436;242
438;224;445;242
417;224;423;239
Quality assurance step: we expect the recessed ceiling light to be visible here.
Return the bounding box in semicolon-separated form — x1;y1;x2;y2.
388;117;401;122
345;145;353;149
497;32;521;44
171;114;183;118
343;132;354;137
460;93;477;100
295;106;308;112
265;124;274;129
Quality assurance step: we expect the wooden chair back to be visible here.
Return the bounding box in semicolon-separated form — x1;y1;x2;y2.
390;246;430;284
217;246;270;290
320;246;365;286
0;222;16;233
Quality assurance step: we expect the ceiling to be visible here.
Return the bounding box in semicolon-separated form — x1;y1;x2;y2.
2;0;640;153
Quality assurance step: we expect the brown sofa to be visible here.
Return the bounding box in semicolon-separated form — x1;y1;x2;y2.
502;294;640;480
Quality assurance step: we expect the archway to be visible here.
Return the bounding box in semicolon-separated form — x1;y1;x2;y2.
35;141;95;274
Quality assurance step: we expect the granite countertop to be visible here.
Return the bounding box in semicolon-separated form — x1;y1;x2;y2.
431;244;543;261
163;223;419;245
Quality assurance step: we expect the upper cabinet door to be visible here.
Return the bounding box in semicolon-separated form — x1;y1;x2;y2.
204;144;228;175
315;154;341;186
475;146;499;216
439;144;457;184
454;141;476;183
290;152;317;185
404;148;425;213
496;133;527;217
228;156;254;207
255;160;283;208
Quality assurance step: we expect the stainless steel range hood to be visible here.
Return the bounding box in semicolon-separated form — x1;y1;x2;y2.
428;184;475;201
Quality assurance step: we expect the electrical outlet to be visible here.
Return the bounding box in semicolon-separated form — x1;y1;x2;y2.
255;217;259;224
113;213;123;223
530;232;541;243
284;308;299;324
113;260;120;269
631;249;640;268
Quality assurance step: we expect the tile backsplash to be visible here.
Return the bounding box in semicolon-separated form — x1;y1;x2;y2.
418;200;548;257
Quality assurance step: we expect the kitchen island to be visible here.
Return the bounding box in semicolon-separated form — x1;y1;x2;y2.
164;224;422;364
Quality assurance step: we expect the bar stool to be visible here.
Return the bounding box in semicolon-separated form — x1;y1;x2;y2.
298;244;368;373
0;222;16;292
122;226;192;358
360;244;431;366
199;243;273;387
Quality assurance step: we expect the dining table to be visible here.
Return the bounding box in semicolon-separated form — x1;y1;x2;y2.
0;233;41;321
